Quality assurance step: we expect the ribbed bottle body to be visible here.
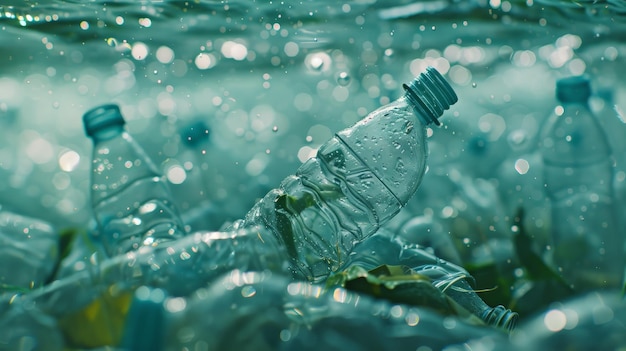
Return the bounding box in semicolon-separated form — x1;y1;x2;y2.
541;98;622;290
239;99;430;282
90;131;185;256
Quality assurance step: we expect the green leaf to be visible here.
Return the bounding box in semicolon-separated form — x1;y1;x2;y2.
512;208;573;290
328;264;485;325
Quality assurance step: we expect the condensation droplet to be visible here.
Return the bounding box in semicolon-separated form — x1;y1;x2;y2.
404;121;414;134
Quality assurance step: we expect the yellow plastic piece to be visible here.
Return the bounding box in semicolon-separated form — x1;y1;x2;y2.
58;288;133;349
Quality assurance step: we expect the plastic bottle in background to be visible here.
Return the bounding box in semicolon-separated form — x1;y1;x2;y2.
83;104;187;257
171;120;222;232
159;270;500;351
230;67;458;282
0;206;58;290
496;131;550;253
345;230;518;331
590;87;626;250
540;76;623;290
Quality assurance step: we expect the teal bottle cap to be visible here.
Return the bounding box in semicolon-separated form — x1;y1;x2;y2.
556;76;591;103
83;103;125;137
403;66;458;126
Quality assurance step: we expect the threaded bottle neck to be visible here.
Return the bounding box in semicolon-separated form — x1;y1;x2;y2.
481;305;518;332
403;66;458;126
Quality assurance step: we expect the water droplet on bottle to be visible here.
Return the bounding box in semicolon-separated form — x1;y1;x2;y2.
394;158;406;175
336;71;351;86
272;125;279;132
472;82;477;88
404;121;414;134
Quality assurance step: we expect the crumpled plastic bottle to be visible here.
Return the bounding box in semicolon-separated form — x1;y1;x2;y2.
0;206;58;290
230;67;458;282
127;270;503;351
342;230;518;331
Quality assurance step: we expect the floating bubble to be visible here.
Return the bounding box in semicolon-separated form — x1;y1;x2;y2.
131;42;149;60
293;93;313;112
297;146;316;163
221;40;248;61
195;53;216;70
26;136;54;164
284;41;299;57
241;285;256;298
59;150;80;172
138;18;152;28
448;65;472;86
156;46;175;64
514;159;530;175
305;52;331;72
544;309;567;332
336;71;351;86
106;37;118;47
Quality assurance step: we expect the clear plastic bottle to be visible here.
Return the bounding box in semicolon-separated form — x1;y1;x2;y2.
17;225;289;349
231;67;458;282
83;104;186;257
346;230;518;331
173;120;220;231
540;76;623;290
0;206;58;290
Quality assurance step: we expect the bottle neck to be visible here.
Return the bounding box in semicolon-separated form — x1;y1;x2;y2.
561;99;590;109
90;125;125;143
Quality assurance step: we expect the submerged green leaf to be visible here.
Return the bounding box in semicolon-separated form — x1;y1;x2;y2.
328;264;485;325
